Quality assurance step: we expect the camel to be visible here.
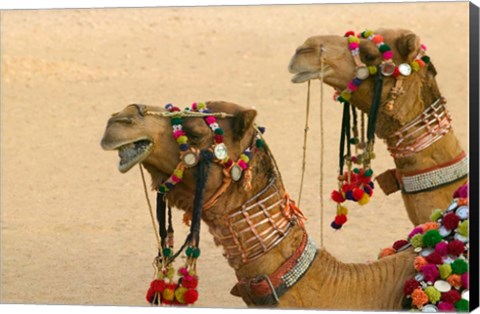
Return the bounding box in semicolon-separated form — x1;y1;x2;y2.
288;28;468;226
101;102;419;310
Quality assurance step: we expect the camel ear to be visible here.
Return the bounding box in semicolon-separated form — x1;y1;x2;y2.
396;33;421;62
232;108;257;140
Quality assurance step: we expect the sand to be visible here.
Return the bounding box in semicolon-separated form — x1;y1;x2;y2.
1;2;469;309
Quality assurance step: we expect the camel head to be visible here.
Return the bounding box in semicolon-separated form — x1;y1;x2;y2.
100;101;258;209
288;29;441;138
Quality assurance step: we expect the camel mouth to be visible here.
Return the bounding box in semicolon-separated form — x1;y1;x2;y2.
291;71;322;83
116;139;153;173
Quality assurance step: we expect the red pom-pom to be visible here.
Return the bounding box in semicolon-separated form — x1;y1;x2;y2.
404;279;419;295
151;279;166;293
334;214;347;225
214;135;223;143
341;183;353;193
344;30;355;37
181;276;198;289
392;239;409;251
184;289;199;304
393;66;401;78
146;287;156;304
352;188;365;201
441;290;461;304
426;251;443;264
331;190;345;203
443;212;460;230
447;240;465;256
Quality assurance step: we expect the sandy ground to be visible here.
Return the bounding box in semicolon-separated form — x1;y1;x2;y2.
1;2;470;309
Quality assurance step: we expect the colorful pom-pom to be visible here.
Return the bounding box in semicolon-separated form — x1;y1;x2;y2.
205;116;216;125
435;241;448;256
410;234;424;248
461;272;469;289
411;61;421;71
352;188;365;201
331;190;345;203
404;278;419;295
347;81;359;92
182;276;198;289
424;286;441;304
414;256;428;271
439;263;452;279
162;286;176;302
447;240;465;256
331;221;342;230
392;239;409;251
378;44;391;53
363;30;374;38
334;214;348;225
372;35;384;44
357;193;370;205
378;247;396;259
411;288;429;308
146;287;156;304
382;51;394;60
430;209;443;222
438;301;455;311
454;299;469;312
420;264;439;282
421;222;440;232
368;66;377;75
442;290;461;304
457;220;468;237
426;252;443;265
443;212;460;230
447;274;462;288
337;205;348;215
422;229;442;247
348;42;360;50
184;288;199;304
409;227;424;239
340;91;352;101
451;259;468;274
344;30;355;37
174;287;188;304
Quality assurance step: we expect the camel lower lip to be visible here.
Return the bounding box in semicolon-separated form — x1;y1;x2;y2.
291;71;321;83
117;139;153;173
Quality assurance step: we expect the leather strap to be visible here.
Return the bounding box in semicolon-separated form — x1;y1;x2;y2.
233;233;317;306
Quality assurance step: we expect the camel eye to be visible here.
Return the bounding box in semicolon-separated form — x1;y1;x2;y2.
364;54;377;62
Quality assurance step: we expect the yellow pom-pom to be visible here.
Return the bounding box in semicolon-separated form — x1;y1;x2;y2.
348;36;360;43
340;91;352;101
411;61;420;72
175;287;188;304
177;135;188;144
364;30;374;37
430;209;443;222
457;220;468;237
357;193;370;205
337;205;348;215
162;288;175;301
166;266;175;280
173;169;184;179
368;66;377;75
197;102;206;109
424;286;441;304
439;263;452;279
240;154;250;163
410;234;424;248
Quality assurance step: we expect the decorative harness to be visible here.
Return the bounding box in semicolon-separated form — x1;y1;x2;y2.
142;102;315;307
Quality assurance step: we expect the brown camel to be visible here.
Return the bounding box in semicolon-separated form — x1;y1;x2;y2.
288;28;468;226
101;102;417;309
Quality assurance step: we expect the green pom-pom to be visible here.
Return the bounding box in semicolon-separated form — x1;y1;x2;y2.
186;247;193;257
421;56;431;64
171;117;183;125
162;247;172;257
255;139;264;148
402;297;412;309
410;234;424;248
457;220;468;237
430;209;443;222
192;248;201;258
158;185;168;194
451;259;468;274
353;168;360;174
455;299;469;312
422;229;442;247
379;44;391;53
337;96;347;103
214;128;224;135
438;263;452;279
424;286;441;304
364;168;373;177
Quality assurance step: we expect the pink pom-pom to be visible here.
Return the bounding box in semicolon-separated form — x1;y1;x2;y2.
348;42;359;50
205;116;216;125
238;160;248;170
178;267;189;276
421;44;427;51
435;241;448;256
382;50;394;60
171;175;181;183
461;272;469;289
191;102;197;110
173;130;185;139
347;81;359;91
438;302;454;311
408;227;424;239
420;264;439;282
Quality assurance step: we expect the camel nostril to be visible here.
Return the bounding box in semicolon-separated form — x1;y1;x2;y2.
109;116;133;125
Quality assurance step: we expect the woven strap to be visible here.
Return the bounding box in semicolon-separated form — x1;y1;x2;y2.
399;152;468;194
234;233;317;306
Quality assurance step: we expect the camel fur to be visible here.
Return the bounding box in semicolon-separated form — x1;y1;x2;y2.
288;28;467;225
101;102;417;310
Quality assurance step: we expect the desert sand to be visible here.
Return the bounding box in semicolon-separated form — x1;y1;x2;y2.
1;2;469;309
